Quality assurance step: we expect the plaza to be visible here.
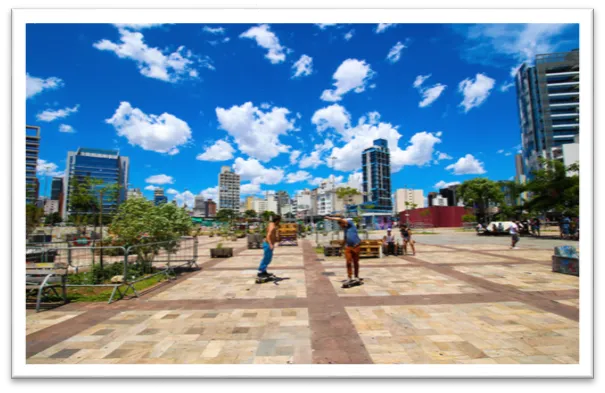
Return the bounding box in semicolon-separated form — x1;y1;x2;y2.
26;231;579;365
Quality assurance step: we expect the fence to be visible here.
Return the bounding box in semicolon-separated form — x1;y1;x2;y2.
25;236;200;304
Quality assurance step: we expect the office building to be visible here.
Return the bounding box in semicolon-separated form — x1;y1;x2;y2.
205;199;217;217
245;196;255;211
266;194;278;214
438;186;458;207
394;189;424;213
154;195;167;206
26;125;41;204
50;177;65;214
43;199;60;216
194;195;205;210
127;188;142;199
218;166;240;211
252;198;268;215
276;191;290;214
361;139;392;210
294;189;313;219
427;192;438;207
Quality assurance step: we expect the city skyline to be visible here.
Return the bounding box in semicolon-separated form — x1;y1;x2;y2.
27;23;580;207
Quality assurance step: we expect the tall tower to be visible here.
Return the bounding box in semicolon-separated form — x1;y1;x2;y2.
26;125;41;205
361;138;392;210
218;166;240;211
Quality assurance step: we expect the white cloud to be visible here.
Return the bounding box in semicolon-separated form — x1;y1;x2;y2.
461;24;571;66
434;180;461;189
299;140;333;169
239;24;287;64
436;152;453;160
320;59;374;102
58;124;75;133
144;185;159;191
166;188;179;195
26;74;63;99
309;174;344;187
458;73;496;113
497;149;505;154
113;24;164;31
36;105;79;122
233;157;284;185
203;26;225;35
145;174;174;185
500;81;515;92
413;74;431;89
290;150;301;164
375;23;395;33
215;102;296;162
386;41;406;63
504;152;513;156
292;55;313;78
418;84;447;108
435;131;443;137
311;104;351;136
240;183;262;195
196;140;235;161
106;101;192;154
316;24;338;29
36;159;63;177
171;190;195;207
201;186;218;200
286;171;312;184
94;28;203;82
344;30;354;41
346;172;363;192
446;154;487;175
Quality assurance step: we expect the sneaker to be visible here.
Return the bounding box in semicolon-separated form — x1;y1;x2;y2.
342;279;355;288
257;271;269;278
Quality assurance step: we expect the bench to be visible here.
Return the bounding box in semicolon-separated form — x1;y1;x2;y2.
26;262;68;312
278;224;298;246
325;240;384;258
552;246;579;276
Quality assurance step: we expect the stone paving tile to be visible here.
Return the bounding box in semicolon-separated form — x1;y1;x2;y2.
325;267;485;297
411;244;457;252
556;299;580;308
149;269;307;301
27;309;312;364
26;311;85;336
453;264;579;292
445;244;517;251
320;255;415;268
413;251;513;264
480;249;554;262
211;254;304;269
346;302;578;364
238;245;303;256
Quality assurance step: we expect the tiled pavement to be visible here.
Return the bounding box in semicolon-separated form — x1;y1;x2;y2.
26;238;579;364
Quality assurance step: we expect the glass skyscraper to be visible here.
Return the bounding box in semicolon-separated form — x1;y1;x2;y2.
361;138;392;211
26;125;40;205
515;49;579;179
62;148;129;219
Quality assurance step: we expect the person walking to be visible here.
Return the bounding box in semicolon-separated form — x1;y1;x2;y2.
508;221;520;249
325;215;362;288
400;224;416;255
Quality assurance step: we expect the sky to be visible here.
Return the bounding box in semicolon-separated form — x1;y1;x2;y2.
26;22;579;207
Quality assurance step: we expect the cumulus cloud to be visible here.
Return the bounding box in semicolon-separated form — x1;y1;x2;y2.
386;41;406;63
375;23;395;33
196;140;235;161
290;150;301;164
26;74;63;99
458;73;496;112
311;104;351;136
346;172;363;192
446;154;486;175
320;59;374;102
436;151;453;160
36;159;63;177
233;157;284;185
36;105;79;122
309;174;344;187
413;75;446;108
286;170;312;184
203;26;226;34
59;124;75;133
292;55;313;78
106;101;192;155
240;24;287;64
145;174;174;185
144;185;159;191
240;183;262;195
201;186;218;200
413;74;431;89
434;180;461;189
299;140;333;169
170;189;195;207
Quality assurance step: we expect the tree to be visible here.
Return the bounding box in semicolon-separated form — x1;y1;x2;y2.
523;158;579;217
462;214;476;223
404;201;418;210
26;204;44;237
109;198;193;273
44;212;63;226
216;209;237;224
336;187;361;205
261;210;276;222
457;178;505;223
244;209;257;219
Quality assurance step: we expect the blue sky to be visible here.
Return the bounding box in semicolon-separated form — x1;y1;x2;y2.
26;22;579;206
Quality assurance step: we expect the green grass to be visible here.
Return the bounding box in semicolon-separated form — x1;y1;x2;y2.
314;246;324;254
42;274;167;303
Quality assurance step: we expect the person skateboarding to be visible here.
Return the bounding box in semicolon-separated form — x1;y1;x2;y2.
325;215;362;288
256;215;281;283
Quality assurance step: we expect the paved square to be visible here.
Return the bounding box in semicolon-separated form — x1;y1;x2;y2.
325;267;485;297
26;235;580;365
346;302;578;364
453;264;579;292
28;309;312;364
149;269;307;301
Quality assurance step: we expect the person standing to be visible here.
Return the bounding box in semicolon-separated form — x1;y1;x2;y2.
400;224;416;255
325;215;362;288
561;216;571;239
257;215;281;280
508;221;520;249
383;229;396;256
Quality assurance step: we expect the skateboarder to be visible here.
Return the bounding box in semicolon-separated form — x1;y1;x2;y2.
256;215;281;283
325;215;362;288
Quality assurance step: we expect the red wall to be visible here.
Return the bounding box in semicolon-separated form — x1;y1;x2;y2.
400;206;472;228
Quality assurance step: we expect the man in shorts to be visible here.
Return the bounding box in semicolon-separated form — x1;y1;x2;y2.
325;215;362;288
508;221;520;249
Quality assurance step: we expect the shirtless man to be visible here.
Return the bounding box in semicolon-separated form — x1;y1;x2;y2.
257;215;281;280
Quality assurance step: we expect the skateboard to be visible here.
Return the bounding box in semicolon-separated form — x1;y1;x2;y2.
342;278;364;288
255;275;276;284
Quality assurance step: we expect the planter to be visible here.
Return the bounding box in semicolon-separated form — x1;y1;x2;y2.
210;248;233;258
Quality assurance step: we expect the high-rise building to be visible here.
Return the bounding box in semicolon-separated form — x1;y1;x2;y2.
26;125;41;205
194;195;205;210
427;192;438;207
394;189;424;213
245;196;255;211
516;49;579;179
43;199;60;216
154;195;167;206
62;148;129;219
362;139;392;210
438;186;459;207
276;191;290;214
154;187;164;198
218;166;240;211
50;176;65;214
294;189;313;218
205;199;217;217
127;188;142;199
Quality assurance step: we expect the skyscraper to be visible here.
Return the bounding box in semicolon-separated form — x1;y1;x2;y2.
276;191;290;214
516;49;579;179
26;125;41;205
361;138;392;210
394;189;424;213
62;148;129;219
218;166;240;211
50;176;64;215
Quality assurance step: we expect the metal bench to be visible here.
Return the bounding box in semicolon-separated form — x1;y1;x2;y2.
26;262;68;312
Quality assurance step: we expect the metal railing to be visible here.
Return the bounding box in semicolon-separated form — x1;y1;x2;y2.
25;236;200;304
